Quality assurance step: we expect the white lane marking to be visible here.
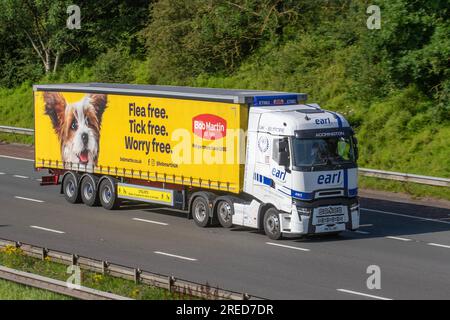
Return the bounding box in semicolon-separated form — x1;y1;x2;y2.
337;289;392;300
386;236;412;242
30;225;65;234
14;196;44;203
154;251;197;261
354;230;370;235
359;224;373;227
13;175;29;179
0;155;33;162
428;243;450;249
132;218;168;226
266;242;310;252
362;207;450;225
0;172;5;175
36;178;42;182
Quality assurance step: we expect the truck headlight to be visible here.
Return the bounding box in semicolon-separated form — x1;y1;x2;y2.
350;203;359;211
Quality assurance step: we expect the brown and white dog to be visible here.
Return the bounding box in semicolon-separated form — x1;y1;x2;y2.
43;92;107;167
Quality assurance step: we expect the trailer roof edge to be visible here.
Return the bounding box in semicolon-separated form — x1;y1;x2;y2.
33;83;307;104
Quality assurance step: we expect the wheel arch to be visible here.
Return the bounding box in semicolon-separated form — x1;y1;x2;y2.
257;203;275;231
187;191;217;219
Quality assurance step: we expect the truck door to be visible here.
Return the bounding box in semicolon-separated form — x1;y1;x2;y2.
270;137;292;203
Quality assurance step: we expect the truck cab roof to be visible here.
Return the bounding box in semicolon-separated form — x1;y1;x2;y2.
251;104;350;136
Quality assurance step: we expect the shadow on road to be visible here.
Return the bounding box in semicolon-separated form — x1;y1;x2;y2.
294;197;450;242
116;196;450;242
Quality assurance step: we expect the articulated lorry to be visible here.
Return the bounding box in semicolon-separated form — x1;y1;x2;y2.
33;83;360;239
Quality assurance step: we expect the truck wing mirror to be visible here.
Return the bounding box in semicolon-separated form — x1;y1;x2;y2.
273;137;290;167
352;136;359;161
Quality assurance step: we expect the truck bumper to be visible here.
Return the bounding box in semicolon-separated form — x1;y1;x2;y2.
280;200;360;236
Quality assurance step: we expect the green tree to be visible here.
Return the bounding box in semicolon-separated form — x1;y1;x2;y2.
142;0;311;83
361;0;450;105
0;0;151;84
0;0;75;74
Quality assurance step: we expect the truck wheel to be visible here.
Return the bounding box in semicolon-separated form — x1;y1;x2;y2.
63;173;81;204
99;178;121;210
264;208;282;240
81;175;99;207
216;199;233;228
192;197;210;227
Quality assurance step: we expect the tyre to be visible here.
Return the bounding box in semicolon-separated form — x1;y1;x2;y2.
263;208;282;240
63;173;81;204
99;178;121;210
216;199;233;228
80;175;99;207
191;197;210;227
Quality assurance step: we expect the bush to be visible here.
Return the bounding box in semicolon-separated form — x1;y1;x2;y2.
92;48;134;83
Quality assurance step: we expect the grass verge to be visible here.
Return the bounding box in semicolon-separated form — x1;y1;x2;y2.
0;279;72;300
359;176;450;202
0;133;33;145
0;245;194;300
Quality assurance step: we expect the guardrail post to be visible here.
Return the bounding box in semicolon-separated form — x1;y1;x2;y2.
242;293;250;300
41;248;48;261
71;254;78;266
168;276;175;293
102;261;109;275
134;268;141;284
15;241;22;249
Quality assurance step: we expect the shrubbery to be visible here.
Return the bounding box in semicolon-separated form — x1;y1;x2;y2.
0;0;448;179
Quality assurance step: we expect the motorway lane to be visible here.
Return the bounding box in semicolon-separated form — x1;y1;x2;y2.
1;155;450;299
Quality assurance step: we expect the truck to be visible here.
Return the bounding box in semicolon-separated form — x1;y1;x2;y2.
33;83;360;240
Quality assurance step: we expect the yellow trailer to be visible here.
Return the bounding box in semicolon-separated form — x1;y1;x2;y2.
34;83;248;193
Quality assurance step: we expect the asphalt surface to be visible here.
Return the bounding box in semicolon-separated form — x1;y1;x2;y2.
0;145;449;300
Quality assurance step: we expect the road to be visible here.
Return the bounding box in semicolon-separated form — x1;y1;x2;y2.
1;144;450;300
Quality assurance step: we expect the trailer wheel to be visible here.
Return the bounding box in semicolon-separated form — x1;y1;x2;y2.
63;173;81;204
191;197;210;227
216;199;233;228
264;208;282;240
80;175;99;207
99;178;121;210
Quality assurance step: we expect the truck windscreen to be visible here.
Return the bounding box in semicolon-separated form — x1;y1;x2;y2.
292;136;356;168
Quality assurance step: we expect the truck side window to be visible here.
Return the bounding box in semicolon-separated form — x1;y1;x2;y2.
272;138;290;165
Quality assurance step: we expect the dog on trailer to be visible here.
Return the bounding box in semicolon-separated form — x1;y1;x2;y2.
43;92;107;167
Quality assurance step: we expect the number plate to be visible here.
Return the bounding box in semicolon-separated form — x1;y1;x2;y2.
317;206;343;216
317;215;345;225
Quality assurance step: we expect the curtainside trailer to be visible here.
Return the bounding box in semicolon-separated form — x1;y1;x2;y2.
33;83;360;239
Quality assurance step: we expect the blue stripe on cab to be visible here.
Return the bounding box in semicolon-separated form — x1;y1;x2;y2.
253;173;312;200
349;188;358;197
343;169;348;191
291;190;314;201
330;111;342;128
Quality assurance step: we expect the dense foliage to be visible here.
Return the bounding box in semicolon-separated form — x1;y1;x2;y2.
0;0;449;177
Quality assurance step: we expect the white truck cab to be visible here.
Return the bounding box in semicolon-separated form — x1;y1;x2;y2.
235;96;359;239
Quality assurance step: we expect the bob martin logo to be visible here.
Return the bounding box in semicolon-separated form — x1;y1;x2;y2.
192;114;227;140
